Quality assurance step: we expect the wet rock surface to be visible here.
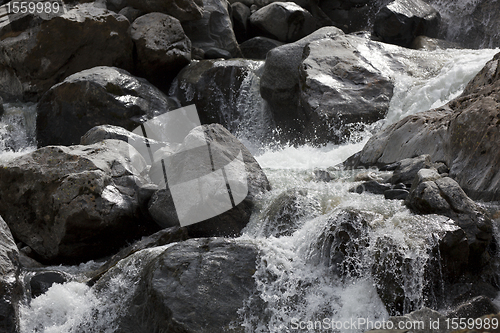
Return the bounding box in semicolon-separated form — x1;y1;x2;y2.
36;66;176;147
0;140;157;263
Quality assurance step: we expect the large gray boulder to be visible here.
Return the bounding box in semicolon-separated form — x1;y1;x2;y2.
181;0;241;58
126;0;204;22
0;4;133;101
36;66;176;147
148;124;270;237
249;2;317;43
374;0;441;47
239;36;284;59
129;13;191;89
260;26;344;139
0;216;21;333
348;52;500;201
299;35;394;144
406;171;493;269
93;238;260;333
0;140;157;263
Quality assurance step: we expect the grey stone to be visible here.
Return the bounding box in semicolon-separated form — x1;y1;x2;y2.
36;66;175;147
240;36;285;59
126;0;204;22
129;13;191;88
384;189;409;200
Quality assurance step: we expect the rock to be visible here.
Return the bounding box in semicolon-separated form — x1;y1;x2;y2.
410;35;462;50
0;4;133;101
36;66;176;147
299;35;394;144
129;13;191;89
260;188;320;237
79;125;172;171
88;226;189;285
313;169;333;182
260;26;344;138
249;2;317;43
349;52;500;201
240;36;284;59
126;0;203;22
106;0;128;12
349;180;392;195
29;270;70;298
181;0;242;58
406;175;493;269
389;307;447;332
117;6;143;22
320;1;374;33
389;155;433;185
374;0;441;48
448;296;500;320
384;189;409;200
0;140;158;263
148;124;270;237
93;238;260;333
0;215;21;333
231;2;251;42
170;58;265;134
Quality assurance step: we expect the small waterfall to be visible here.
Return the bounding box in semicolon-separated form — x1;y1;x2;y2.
0;103;37;158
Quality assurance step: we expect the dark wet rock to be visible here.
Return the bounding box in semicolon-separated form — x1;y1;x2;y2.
389;155;433;185
249;2;317;43
0;140;158;263
29;270;70;298
410;35;462;50
406;172;493;269
320;1;375;33
389;307;447;332
231;2;251;42
260;26;344;138
384;189;409;200
240;36;284;59
393;183;406;189
313;169;333;182
0;216;21;333
349;52;500;202
448;296;500;320
260;188;320;237
88;226;189;285
349;180;392;195
313;209;372;277
170;58;265;134
106;0;128;12
374;0;441;48
148;124;270;237
299;35;393;144
93;238;260;333
181;0;241;58
117;6;143;22
126;0;203;22
0;4;133;101
129;13;191;89
204;47;232;59
36;66;176;147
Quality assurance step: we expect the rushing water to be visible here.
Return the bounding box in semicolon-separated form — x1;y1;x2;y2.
3;47;499;332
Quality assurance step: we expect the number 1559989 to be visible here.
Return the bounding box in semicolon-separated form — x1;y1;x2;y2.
6;1;61;14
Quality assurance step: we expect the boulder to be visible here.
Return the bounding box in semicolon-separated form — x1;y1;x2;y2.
406;172;493;268
148;124;271;237
249;2;317;43
448;296;500;320
93;238;260;333
126;0;204;22
374;0;441;48
383;189;409;200
239;36;284;59
260;26;344;139
88;226;189;285
0;140;158;263
349;180;392;195
36;66;176;147
117;6;143;22
410;35;462;50
231;2;251;42
260;188;320;237
181;0;242;58
298;35;394;144
0;216;21;333
389;154;433;185
129;13;191;89
348;52;500;201
29;270;71;298
319;0;374;33
0;4;133;101
170;58;265;134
